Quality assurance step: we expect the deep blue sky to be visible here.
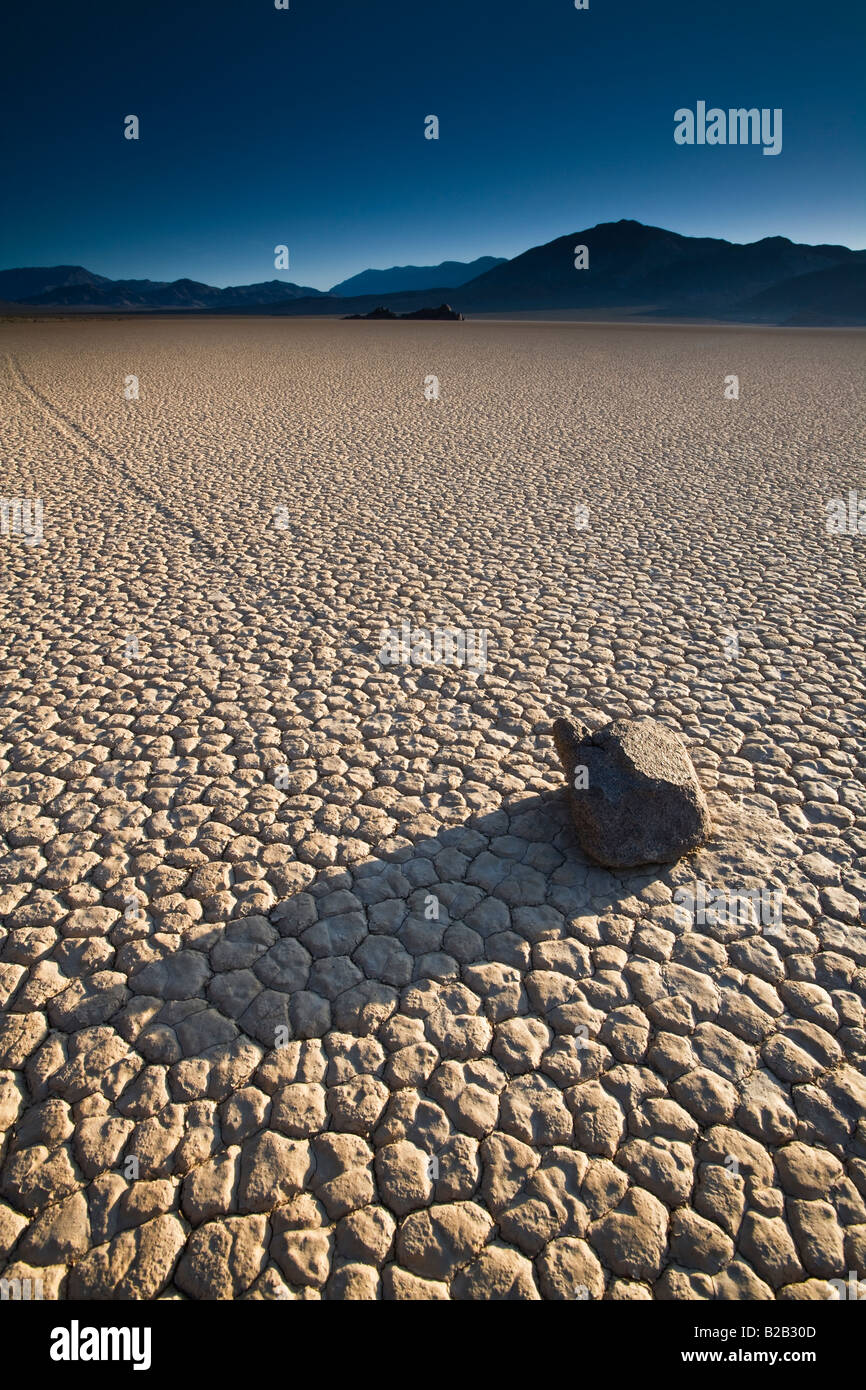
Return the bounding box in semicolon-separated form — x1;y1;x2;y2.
3;0;864;289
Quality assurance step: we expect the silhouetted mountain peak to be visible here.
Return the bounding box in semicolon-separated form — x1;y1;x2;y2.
453;219;863;319
0;265;111;301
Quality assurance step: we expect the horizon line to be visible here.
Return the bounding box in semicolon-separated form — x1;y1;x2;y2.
4;217;864;295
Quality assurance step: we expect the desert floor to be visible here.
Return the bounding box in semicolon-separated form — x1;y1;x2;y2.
1;318;865;1301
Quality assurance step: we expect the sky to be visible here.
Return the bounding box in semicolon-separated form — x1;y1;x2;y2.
2;0;864;290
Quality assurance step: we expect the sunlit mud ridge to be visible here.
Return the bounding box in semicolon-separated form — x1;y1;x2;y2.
1;319;864;1300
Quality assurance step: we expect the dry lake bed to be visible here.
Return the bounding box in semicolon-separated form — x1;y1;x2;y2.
1;317;865;1300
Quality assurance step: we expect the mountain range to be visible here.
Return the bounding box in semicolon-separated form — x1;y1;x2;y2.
0;268;324;309
2;222;864;324
0;255;502;311
329;256;505;297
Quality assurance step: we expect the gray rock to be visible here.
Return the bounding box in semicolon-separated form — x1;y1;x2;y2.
553;716;712;869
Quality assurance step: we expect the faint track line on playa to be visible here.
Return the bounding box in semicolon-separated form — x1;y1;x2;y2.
3;352;306;699
6;352;234;573
4;353;385;670
1;353;333;756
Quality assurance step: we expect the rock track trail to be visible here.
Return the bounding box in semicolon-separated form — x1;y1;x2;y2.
1;317;865;1300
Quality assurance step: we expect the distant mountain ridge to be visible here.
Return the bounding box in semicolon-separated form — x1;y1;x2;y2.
0;266;112;300
329;255;505;296
0;267;325;309
2;222;864;323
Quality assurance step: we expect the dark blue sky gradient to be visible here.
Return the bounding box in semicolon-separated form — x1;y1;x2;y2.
2;0;864;289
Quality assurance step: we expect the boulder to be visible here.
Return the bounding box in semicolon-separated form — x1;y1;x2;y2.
553;716;711;869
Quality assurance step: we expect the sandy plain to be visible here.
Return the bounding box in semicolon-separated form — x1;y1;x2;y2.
0;317;864;1300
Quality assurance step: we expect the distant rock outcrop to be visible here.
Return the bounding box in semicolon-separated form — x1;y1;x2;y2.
344;303;463;321
401;303;463;320
344;306;398;319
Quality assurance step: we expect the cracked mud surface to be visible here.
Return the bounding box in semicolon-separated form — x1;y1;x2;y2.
1;318;865;1300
